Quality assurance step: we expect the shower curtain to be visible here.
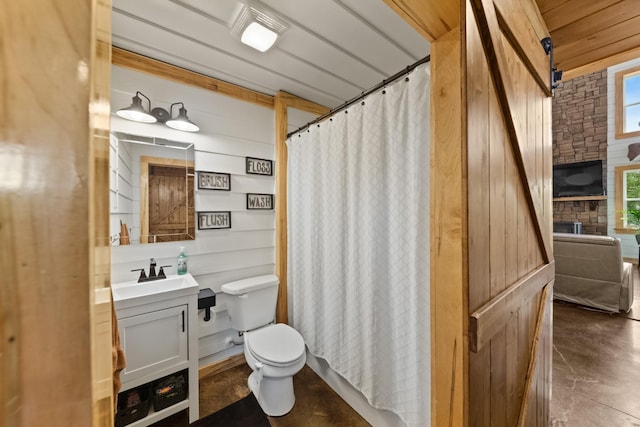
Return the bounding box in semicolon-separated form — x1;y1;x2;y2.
287;62;430;427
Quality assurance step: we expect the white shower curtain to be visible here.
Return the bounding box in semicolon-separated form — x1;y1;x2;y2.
287;62;430;427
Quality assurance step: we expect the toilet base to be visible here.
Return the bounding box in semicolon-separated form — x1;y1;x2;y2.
248;371;295;416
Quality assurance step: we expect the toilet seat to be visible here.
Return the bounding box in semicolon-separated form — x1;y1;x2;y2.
247;324;305;366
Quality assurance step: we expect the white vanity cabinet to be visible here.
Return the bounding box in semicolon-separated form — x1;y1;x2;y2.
119;305;188;385
112;274;200;426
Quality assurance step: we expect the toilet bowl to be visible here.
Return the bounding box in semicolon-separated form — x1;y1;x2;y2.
243;323;306;416
220;275;306;416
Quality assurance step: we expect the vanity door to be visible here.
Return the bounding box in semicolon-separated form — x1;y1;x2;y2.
119;305;188;386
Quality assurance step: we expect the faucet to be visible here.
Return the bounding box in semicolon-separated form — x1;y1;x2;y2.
149;258;157;278
131;258;172;283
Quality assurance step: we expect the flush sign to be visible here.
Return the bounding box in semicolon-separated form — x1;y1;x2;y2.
247;193;274;210
246;157;273;176
197;211;231;230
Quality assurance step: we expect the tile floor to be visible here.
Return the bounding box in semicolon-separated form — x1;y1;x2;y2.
152;269;640;427
550;267;640;426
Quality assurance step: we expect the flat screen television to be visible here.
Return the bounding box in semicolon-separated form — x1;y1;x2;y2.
553;160;604;198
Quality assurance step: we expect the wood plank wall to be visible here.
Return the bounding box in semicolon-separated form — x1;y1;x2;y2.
388;0;552;424
1;1;113;426
91;0;115;424
465;0;553;426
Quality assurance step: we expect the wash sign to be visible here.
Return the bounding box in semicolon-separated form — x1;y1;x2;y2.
247;193;273;210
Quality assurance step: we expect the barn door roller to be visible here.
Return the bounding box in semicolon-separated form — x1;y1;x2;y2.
541;37;563;93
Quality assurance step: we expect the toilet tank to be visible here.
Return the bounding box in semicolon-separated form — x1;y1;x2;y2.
221;274;279;331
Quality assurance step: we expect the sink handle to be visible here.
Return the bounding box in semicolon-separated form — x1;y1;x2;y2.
130;268;147;283
158;265;172;279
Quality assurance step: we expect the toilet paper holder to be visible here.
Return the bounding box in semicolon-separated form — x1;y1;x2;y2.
198;288;216;321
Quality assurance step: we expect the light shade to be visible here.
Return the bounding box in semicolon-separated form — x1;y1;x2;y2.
241;22;278;52
116;92;156;123
166;102;199;132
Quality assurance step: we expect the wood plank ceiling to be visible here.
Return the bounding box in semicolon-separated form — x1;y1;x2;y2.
536;0;640;80
111;0;430;110
111;0;640;109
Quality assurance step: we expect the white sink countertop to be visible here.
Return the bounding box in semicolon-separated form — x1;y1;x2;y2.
112;273;199;310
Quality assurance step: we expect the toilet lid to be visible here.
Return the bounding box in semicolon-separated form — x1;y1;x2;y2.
247;324;305;365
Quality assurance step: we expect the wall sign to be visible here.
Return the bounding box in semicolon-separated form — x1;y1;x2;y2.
197;211;231;230
246;157;273;176
247;193;274;210
197;171;231;191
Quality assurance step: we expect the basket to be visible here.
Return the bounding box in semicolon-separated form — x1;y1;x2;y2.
152;371;187;411
115;386;150;427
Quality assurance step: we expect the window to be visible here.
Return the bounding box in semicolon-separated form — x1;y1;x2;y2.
615;164;640;232
615;66;640;139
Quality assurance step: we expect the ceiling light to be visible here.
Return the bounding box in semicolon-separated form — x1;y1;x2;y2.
231;0;287;53
116;92;199;132
166;102;199;132
241;22;278;52
116;91;156;123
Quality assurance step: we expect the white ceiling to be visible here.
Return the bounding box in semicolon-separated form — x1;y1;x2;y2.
111;0;430;109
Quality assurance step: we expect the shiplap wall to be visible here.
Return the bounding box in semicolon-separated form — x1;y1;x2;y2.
109;133;133;245
110;65;275;365
607;57;640;260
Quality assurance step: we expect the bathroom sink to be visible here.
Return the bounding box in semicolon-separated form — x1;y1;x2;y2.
112;273;199;309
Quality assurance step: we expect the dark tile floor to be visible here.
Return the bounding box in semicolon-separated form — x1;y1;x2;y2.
152;364;370;426
550;267;640;426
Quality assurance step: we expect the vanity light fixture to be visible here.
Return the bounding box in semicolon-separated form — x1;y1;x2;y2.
116;91;156;123
116;91;199;132
231;0;288;53
166;102;199;132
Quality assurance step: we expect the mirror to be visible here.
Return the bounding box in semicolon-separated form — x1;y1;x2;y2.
110;132;195;245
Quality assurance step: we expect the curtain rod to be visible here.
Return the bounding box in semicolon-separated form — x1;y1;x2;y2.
287;55;430;139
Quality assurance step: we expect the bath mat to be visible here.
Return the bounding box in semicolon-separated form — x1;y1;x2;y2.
190;393;270;427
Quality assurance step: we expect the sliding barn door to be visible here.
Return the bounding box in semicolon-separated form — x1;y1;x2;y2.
466;0;554;425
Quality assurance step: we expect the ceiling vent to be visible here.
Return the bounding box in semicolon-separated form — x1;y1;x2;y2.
231;1;288;52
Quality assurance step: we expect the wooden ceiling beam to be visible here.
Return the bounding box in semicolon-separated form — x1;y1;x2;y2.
540;0;621;33
555;15;640;59
551;0;639;47
558;33;640;75
111;47;275;109
383;0;459;42
532;0;640;81
535;0;571;15
561;46;640;81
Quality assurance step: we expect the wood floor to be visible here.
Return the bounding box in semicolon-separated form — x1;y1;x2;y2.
550;267;640;426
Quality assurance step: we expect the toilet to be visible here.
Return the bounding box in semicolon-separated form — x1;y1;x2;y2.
221;274;306;416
